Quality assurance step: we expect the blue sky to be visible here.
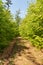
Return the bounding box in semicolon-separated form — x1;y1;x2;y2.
3;0;35;18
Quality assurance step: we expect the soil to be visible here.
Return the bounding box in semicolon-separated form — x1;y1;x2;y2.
0;37;43;65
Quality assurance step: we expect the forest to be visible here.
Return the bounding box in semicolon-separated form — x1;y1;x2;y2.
0;0;43;65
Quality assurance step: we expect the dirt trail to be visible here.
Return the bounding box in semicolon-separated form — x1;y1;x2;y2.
0;37;43;65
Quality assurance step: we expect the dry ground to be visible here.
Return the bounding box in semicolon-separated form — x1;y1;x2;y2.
0;37;43;65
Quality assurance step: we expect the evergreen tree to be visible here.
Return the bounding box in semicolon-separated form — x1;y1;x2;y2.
6;0;12;9
19;0;43;49
15;10;21;26
0;0;18;50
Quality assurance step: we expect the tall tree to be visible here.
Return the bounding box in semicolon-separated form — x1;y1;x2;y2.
19;0;43;49
15;10;21;26
0;0;18;50
6;0;12;9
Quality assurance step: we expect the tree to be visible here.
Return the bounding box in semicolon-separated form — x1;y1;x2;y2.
15;10;21;26
19;0;43;49
15;10;21;36
6;0;12;9
0;0;18;51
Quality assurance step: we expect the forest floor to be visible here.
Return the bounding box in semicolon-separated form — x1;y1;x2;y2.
0;37;43;65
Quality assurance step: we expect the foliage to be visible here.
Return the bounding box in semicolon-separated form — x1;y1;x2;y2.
15;10;21;36
0;0;18;50
6;0;12;9
19;0;43;49
15;10;21;26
